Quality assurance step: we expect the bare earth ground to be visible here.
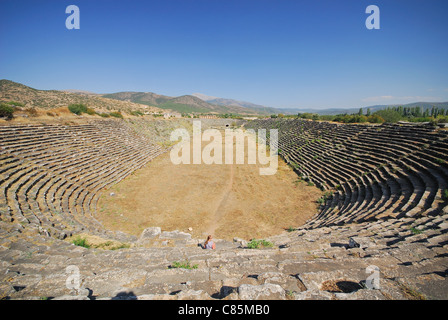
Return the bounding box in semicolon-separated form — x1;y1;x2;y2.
97;131;323;241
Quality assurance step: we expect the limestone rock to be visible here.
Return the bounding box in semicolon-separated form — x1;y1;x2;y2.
176;289;213;300
293;289;334;300
52;295;90;300
233;237;248;247
334;289;385;300
238;284;286;300
135;294;176;300
138;227;161;243
160;230;191;240
348;237;375;249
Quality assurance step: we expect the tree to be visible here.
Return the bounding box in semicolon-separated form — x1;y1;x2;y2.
358;108;363;116
367;114;385;123
414;106;422;117
68;104;88;115
403;107;409;117
0;103;14;119
366;108;371;117
374;109;402;123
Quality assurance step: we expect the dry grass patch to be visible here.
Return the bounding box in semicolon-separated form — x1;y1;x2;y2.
68;233;131;250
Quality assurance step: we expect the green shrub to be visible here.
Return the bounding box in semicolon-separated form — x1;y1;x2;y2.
68;104;88;115
109;111;123;119
0;103;14;119
98;112;110;118
443;189;448;201
247;239;274;249
374;109;402;123
86;108;96;115
410;227;423;235
6;101;24;107
367;114;385;123
408;116;434;123
435;115;448;124
130;110;144;116
71;236;90;248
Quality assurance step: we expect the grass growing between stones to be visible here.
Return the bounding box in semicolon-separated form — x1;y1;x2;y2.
71;236;90;248
410;227;423;235
398;283;427;300
247;239;274;249
442;189;448;201
169;261;198;270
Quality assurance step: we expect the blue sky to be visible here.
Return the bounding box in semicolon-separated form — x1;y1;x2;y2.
1;0;447;109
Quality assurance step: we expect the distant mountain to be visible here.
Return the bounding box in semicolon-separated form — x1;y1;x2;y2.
191;93;219;101
191;93;279;115
275;107;353;115
4;79;446;117
0;79;162;113
103;91;261;115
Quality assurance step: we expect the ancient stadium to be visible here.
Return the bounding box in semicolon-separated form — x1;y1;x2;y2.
0;110;447;300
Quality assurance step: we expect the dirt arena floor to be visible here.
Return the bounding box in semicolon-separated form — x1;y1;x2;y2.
97;130;323;241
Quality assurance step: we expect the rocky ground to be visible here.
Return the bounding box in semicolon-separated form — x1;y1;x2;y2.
1;210;446;300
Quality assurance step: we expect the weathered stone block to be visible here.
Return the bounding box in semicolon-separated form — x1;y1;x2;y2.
138;227;161;242
348;237;375;249
238;283;285;300
160;230;192;240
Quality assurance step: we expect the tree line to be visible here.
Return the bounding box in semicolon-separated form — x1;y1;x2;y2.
290;105;448;124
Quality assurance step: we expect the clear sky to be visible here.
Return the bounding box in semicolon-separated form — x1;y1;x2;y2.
1;0;447;109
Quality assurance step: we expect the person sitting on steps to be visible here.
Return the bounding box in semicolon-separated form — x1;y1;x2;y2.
203;235;216;249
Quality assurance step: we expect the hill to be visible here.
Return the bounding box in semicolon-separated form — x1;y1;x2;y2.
191;93;279;115
0;80;261;115
103;91;261;115
0;79;163;113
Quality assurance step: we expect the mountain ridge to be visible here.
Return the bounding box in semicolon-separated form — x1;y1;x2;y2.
191;93;278;115
0;79;162;113
102;91;260;115
2;79;447;116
